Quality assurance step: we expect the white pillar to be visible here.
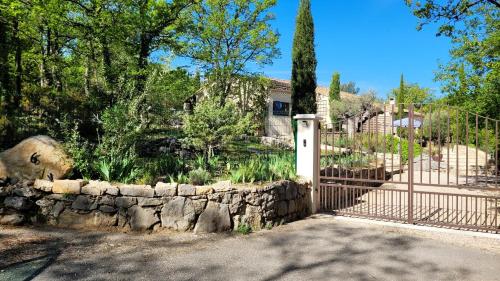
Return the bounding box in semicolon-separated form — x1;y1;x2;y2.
294;114;321;214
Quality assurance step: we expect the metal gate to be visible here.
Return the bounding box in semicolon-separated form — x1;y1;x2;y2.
318;103;500;232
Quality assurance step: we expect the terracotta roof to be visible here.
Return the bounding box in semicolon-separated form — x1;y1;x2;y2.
268;78;357;100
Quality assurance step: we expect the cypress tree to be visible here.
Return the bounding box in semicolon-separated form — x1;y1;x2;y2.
291;0;317;117
398;73;405;104
329;72;340;103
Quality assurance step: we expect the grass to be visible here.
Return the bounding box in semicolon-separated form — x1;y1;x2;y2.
236;224;252;235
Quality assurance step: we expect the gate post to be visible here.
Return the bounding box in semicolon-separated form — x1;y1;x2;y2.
294;114;321;214
408;104;415;224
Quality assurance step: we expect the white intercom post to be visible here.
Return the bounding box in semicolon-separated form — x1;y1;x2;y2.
293;114;321;213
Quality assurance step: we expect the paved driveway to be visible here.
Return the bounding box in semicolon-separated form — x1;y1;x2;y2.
1;215;500;281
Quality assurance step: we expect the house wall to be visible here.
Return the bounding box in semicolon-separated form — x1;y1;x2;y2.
265;91;293;138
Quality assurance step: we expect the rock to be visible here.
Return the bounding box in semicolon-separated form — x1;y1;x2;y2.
138;198;162;207
115;197;137;208
53;180;86;194
277;201;288;216
105;185;119;196
118;184;154;197
286;182;297;200
244;205;262;231
52;201;65;217
0;213;24;225
71;195;97;211
288;200;296;213
98;195;115;206
35;197;55;216
45;193;75;202
192;199;207;215
81;181;110;196
34;179;53;192
160;196;196;231
155;182;177;197
4;196;32;211
178;184;196;196
57;210;117;228
245;192;262;206
99;205;116;213
128;206;159;231
13;187;41;198
0;186;12;196
194;202;231;234
211;180;232;192
0;135;73;182
195;186;214;195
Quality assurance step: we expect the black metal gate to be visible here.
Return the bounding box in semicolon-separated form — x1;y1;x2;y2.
319;103;500;232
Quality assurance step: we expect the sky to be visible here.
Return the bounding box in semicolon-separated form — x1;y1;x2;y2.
259;0;453;98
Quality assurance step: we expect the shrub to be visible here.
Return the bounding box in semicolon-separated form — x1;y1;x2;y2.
236;223;252;235
188;168;212;185
96;148;141;183
229;153;296;183
169;172;189;184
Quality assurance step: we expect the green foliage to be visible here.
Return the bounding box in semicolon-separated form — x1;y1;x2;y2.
188;168;212;185
330;91;376;121
340;81;360;95
329;72;341;102
183;98;253;167
186;0;279;105
291;0;317;116
384;135;422;163
96;149;140;183
236;223;252;235
321;153;372;169
169;172;189;185
389;79;433;105
229;153;296;184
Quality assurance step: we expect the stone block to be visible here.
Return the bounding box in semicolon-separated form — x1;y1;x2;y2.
52;180;86;195
286;183;298;200
192;199;207;215
34;179;53;192
277;201;288;216
98;195;115;206
99;205;116;213
288;200;296;213
0;213;24;225
118;184;154;197
138;198;163;207
115;197;137;208
13;187;41;198
57;210;117;228
128;206;159;231
82;181;110;196
71;195;97;211
244;205;262;231
194;202;231;234
52;201;65;217
195;186;214;195
4;196;32;211
178;184;196;196
106;185;119;196
160;196;196;231
155;182;177;197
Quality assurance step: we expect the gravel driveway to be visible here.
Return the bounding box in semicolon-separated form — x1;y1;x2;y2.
1;215;500;281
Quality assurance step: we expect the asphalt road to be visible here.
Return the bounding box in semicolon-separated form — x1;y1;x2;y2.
1;215;500;281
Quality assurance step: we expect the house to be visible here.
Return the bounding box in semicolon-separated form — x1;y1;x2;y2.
264;78;357;140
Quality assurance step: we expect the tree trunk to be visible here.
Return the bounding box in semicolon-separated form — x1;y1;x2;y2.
13;18;22;107
136;32;151;94
0;18;10;93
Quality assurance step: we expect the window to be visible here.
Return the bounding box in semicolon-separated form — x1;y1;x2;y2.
273;101;290;116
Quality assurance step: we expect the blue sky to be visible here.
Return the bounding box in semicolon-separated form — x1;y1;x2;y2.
260;0;452;98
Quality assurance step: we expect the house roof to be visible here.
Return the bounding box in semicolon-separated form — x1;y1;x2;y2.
268;78;357;100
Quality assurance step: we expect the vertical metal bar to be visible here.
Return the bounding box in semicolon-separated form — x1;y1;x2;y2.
456;110;460;186
332;121;336;178
437;106;441;185
428;104;432;185
447;106;451;186
399;103;403;182
384;104;387;181
466;112;469;185
391;104;395;183
486;119;489;184
476;114;479;185
408;104;414;224
496;121;499;188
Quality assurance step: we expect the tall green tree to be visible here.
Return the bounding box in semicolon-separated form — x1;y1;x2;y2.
291;0;317;117
397;74;406;104
186;0;279;106
329;72;340;103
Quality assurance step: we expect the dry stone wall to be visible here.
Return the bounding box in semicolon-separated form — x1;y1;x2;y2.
0;179;311;233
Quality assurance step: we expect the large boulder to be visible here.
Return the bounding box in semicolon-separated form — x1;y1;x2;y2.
0;135;73;182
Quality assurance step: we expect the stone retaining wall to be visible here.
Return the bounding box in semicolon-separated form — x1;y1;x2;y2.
0;179;311;233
